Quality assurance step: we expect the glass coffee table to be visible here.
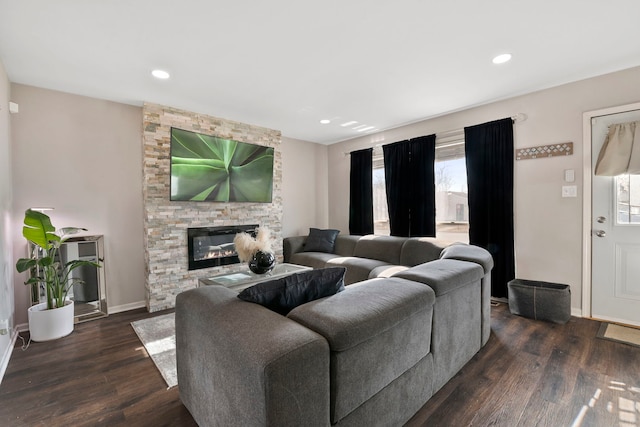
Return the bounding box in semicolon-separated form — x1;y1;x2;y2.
199;263;312;292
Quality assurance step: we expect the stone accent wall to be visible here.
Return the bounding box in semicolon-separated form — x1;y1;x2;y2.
142;103;283;312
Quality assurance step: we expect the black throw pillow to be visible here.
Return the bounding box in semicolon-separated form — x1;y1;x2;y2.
303;228;340;253
237;267;346;315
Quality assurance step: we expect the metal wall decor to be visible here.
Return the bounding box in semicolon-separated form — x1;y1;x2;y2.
516;142;573;160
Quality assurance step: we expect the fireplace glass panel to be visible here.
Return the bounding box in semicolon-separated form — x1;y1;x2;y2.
187;225;257;270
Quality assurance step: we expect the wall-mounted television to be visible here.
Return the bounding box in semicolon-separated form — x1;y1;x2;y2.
170;128;274;202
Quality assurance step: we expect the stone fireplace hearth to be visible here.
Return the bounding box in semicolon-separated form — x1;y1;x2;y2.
142;103;283;312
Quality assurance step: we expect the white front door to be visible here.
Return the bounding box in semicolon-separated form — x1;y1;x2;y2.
591;108;640;327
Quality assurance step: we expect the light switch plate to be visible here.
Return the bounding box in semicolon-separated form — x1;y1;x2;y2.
562;185;577;198
564;169;575;183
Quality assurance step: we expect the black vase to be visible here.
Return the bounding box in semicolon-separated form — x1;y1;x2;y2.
248;250;276;274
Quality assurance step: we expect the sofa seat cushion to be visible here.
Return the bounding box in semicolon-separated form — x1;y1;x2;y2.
288;278;435;423
394;259;483;296
325;257;390;285
290;251;340;269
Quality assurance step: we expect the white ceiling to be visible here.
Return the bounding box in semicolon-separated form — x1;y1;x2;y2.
1;1;639;145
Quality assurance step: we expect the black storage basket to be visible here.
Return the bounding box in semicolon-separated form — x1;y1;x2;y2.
507;279;571;324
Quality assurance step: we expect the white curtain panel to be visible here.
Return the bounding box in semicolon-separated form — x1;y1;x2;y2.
595;121;640;176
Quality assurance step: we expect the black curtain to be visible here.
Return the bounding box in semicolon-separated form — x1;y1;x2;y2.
349;148;374;235
383;135;436;237
464;118;515;298
410;135;436;237
383;140;411;236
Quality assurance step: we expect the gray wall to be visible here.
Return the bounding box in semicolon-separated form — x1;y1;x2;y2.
326;66;640;313
0;60;14;375
10;84;145;326
281;136;329;236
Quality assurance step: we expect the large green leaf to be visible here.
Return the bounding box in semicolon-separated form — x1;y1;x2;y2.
170;129;274;202
229;155;274;202
171;164;228;200
15;257;37;273
22;209;59;249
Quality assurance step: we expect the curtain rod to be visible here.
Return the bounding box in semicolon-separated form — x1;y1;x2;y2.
344;113;527;156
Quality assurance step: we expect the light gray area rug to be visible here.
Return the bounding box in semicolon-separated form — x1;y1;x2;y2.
131;313;177;388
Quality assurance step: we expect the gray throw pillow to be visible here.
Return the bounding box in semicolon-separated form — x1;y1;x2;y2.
303;228;340;253
237;267;346;315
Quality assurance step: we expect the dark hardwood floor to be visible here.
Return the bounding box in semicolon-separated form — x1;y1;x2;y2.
0;309;197;427
1;302;639;426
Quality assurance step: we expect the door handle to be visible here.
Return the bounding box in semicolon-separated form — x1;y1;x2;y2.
593;230;606;238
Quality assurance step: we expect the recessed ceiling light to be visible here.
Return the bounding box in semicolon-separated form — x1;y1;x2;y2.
341;121;358;127
492;53;512;64
152;69;171;79
320;119;331;124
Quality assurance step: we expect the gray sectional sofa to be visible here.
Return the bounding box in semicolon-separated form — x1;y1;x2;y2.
176;234;493;426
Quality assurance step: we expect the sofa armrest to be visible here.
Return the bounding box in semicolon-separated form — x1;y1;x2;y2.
439;243;494;273
438;244;493;346
283;235;307;262
176;286;329;427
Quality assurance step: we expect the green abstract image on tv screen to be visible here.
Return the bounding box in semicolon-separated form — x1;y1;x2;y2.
170;128;274;202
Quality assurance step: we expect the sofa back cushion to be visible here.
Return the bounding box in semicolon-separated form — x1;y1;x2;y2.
353;235;407;264
400;237;450;266
334;235;360;256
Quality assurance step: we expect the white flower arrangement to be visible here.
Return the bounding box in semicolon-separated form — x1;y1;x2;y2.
233;226;274;262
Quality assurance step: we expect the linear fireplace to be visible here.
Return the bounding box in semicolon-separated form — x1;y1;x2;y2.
187;224;258;271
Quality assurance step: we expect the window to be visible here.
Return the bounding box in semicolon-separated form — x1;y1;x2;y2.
371;136;470;242
372;148;390;235
435;132;468;242
616;174;640;224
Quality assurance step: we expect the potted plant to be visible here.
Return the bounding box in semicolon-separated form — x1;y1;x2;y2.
15;209;100;341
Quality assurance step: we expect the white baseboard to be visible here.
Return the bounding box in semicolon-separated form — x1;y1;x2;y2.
0;329;19;386
108;301;147;314
571;307;583;318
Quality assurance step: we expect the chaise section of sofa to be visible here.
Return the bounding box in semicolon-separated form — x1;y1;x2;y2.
288;278;436;425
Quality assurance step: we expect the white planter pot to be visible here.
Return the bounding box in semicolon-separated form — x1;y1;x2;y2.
28;300;74;342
